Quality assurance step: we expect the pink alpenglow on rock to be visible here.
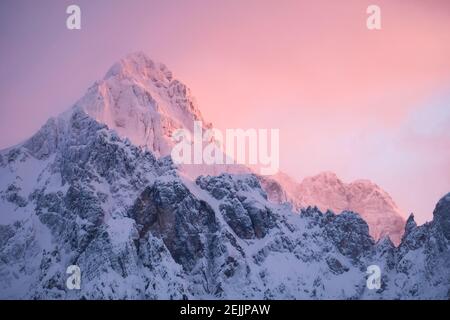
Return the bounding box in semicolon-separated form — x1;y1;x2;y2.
259;171;406;245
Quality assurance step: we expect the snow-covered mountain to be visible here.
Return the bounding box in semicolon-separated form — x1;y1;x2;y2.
76;51;405;243
259;172;406;245
0;53;448;299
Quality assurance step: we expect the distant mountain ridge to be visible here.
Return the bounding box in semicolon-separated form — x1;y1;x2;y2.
259;171;406;245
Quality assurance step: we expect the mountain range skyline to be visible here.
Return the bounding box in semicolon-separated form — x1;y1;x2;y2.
0;53;448;299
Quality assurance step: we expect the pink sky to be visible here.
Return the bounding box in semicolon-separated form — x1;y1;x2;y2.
0;0;449;223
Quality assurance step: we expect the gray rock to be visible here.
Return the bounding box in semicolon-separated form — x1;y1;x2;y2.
129;178;219;271
325;211;374;260
433;193;450;240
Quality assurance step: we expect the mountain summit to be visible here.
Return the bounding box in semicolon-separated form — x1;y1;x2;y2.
79;52;207;157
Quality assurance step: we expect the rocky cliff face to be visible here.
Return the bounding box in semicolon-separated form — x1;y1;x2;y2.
0;53;448;299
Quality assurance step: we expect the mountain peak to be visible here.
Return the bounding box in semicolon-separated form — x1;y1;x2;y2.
309;171;341;182
104;51;173;83
75;52;205;157
404;213;417;238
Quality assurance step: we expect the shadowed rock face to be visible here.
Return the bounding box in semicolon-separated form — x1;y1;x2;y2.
325;211;375;260
130;179;219;271
433;193;450;240
196;174;276;240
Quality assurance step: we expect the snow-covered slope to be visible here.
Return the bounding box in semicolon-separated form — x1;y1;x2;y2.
259;172;406;245
0;53;448;299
